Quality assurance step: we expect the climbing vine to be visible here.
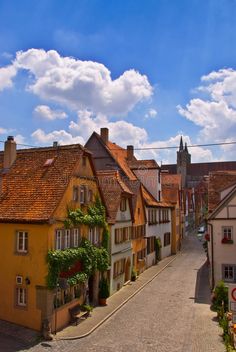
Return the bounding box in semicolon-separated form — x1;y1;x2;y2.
46;197;110;289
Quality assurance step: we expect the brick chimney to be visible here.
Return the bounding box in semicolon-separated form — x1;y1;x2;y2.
4;136;16;169
127;145;134;160
100;128;109;144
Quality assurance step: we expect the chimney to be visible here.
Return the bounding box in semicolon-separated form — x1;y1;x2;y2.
100;128;109;144
127;145;134;160
53;141;58;148
4;136;16;169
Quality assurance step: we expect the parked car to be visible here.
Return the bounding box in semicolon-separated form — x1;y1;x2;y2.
197;226;205;241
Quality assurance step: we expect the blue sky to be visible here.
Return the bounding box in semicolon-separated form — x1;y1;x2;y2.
0;0;236;163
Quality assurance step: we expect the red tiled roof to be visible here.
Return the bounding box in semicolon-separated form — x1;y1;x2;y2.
161;173;181;187
0;145;85;223
106;141;137;180
96;170;133;223
208;171;236;212
128;159;159;170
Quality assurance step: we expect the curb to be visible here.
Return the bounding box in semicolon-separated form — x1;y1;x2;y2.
55;252;180;341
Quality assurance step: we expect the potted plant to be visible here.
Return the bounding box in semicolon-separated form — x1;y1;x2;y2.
131;267;137;282
99;277;109;306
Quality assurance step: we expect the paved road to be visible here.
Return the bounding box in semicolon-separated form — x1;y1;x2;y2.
1;235;225;352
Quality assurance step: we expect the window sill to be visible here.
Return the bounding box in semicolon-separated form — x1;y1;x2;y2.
221;239;234;244
14;251;28;256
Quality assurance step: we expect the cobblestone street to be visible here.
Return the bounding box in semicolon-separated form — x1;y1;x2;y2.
28;235;225;352
3;235;225;352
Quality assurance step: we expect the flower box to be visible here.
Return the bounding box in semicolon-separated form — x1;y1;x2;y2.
221;238;234;244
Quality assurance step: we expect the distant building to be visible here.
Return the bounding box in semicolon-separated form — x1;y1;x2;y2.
162;137;236;231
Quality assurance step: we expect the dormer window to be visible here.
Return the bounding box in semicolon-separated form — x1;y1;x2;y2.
80;186;85;204
120;198;126;212
73;186;79;202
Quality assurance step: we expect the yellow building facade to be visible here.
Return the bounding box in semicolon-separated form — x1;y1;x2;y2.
0;139;103;332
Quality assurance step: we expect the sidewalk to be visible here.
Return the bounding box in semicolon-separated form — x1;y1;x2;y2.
55;252;179;340
0;252;179;346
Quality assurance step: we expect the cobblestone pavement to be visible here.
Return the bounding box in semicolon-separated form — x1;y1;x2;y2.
23;235;225;352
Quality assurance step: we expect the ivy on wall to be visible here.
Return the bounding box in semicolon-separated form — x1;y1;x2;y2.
46;197;110;289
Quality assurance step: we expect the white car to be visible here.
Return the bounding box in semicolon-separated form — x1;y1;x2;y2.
197;226;205;241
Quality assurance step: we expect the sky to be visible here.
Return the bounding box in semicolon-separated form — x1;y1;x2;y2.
0;0;236;164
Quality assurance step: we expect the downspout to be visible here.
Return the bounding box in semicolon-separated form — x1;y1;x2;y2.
208;221;214;289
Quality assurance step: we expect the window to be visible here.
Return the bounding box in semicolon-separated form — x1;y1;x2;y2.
73;228;80;247
113;259;125;278
158;190;161;201
16;287;27;307
56;230;62;250
16;231;28;253
89;227;99;245
120;198;126;212
73;186;79;202
148;209;157;225
88;189;93;202
222;227;233;240
64;229;70;248
164;232;171;247
80;186;85;204
222;265;236;282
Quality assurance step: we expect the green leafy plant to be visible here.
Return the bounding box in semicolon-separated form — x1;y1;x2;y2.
47;197;110;290
155;237;162;262
47;239;109;289
131;267;137;281
211;281;228;313
99;277;110;299
81;304;93;312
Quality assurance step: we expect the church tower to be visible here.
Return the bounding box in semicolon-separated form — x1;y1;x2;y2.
177;137;191;188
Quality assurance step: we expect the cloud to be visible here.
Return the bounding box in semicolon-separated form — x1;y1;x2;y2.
0;127;8;134
0;48;152;116
177;68;236;145
0;65;17;91
144;108;157;119
69;109;148;147
34;105;68;120
31;128;84;146
15;134;26;145
137;134;213;164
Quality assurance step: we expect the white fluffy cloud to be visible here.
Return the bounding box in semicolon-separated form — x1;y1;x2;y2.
178;68;236;145
31;128;84;146
2;49;152;116
137;134;213;164
144;108;157;119
0;65;17;91
69;109;148;147
34;105;68;120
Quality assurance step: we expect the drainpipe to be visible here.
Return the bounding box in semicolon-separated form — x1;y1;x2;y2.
208;222;215;290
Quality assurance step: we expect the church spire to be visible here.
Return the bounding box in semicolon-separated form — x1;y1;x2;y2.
184;142;188;152
179;136;183;151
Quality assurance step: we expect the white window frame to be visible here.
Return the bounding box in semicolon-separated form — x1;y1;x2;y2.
80;186;85;204
222;227;233;241
223;264;235;282
17;287;27;306
73;186;79;202
64;229;70;249
73;228;80;247
17;231;28;253
56;230;62;250
89;228;93;243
